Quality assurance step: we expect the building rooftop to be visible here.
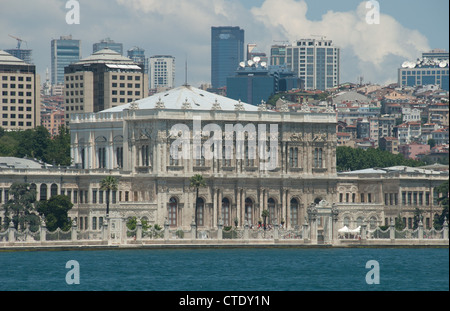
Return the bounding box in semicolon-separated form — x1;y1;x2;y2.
0;50;30;66
75;48;137;66
101;84;261;112
0;157;48;169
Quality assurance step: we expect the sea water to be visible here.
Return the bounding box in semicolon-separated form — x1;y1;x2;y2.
0;247;448;291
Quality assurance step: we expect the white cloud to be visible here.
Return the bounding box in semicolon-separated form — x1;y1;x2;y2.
251;0;430;84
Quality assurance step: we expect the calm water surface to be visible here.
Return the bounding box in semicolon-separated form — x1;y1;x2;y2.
0;247;448;291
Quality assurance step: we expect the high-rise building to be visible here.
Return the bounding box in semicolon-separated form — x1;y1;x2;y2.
93;38;123;55
51;35;81;85
247;44;268;63
127;47;148;76
398;57;449;91
0;50;41;130
63;48;148;125
422;49;449;61
4;49;32;65
149;55;175;91
284;38;340;91
211;26;245;89
270;44;287;66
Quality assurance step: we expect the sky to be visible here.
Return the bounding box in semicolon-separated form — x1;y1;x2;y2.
0;0;448;88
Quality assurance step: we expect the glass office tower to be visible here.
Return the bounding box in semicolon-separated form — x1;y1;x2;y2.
211;26;244;89
51;35;81;85
93;38;123;55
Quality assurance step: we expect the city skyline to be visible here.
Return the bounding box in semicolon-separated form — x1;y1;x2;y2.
0;0;449;88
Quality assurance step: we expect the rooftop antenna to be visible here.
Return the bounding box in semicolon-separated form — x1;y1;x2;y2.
184;55;188;86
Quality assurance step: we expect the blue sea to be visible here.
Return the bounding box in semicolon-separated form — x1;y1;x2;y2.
0;247;448;291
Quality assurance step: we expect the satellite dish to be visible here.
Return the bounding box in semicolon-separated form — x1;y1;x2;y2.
402;61;409;68
247;60;254;67
260;61;267;67
407;62;416;68
439;61;447;68
239;61;245;68
253;56;261;63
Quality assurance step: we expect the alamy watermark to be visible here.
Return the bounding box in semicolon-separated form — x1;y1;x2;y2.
365;0;380;25
365;260;380;284
65;260;80;285
169;117;278;172
66;0;80;25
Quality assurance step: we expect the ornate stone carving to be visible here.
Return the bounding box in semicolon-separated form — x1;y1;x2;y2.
258;100;267;111
291;133;303;141
155;97;165;109
313;133;327;142
182;98;192;109
300;103;310;112
211;98;222;110
234;100;245;111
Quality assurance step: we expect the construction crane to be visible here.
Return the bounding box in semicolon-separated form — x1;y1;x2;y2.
8;34;26;49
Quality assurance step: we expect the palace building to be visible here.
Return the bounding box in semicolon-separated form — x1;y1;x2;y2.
1;86;448;234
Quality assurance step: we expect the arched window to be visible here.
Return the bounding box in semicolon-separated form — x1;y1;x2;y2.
40;184;48;201
268;198;276;224
168;197;177;227
369;216;377;230
50;184;58;198
356;216;364;228
221;198;230;226
290;198;299;227
196;198;204;227
343;216;351;227
245;198;253;225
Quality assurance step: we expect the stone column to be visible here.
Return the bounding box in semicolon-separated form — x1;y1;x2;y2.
331;204;339;245
302;221;309;242
136;218;142;242
40;218;46;242
102;217;109;241
274;219;279;241
217;218;223;240
71;219;78;241
361;220;367;243
236;187;242;227
213;188;218;228
418;217;424;240
164;218;170;241
244;221;249;240
443;217;448;240
191;216;197;240
8;221;15;243
389;217;395;241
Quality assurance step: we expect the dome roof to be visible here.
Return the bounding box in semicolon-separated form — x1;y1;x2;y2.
102;85;262;112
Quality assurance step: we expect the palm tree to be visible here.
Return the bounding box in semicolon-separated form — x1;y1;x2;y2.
100;176;118;217
261;209;269;231
189;174;206;237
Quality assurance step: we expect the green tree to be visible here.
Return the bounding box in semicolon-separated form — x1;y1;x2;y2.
2;183;37;230
0;135;19;156
189;174;206;237
413;207;423;230
100;176;118;216
395;214;405;231
37;195;73;231
45;126;71;166
433;181;449;230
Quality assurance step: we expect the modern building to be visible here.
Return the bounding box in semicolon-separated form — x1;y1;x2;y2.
379;137;399;154
270;44;288;66
93;38;123;55
284;38;340;90
63;48;148;125
4;48;32;65
51;35;81;85
149;55;175;91
0;50;41;130
211;26;245;89
247;44;268;63
226;61;301;106
422;49;449;61
127;47;149;82
398;57;449;91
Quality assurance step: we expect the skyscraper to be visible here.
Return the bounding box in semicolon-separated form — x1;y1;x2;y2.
93;38;123;55
285;38;340;90
149;55;175;91
51;35;81;85
0;50;40;130
128;47;149;86
211;26;245;89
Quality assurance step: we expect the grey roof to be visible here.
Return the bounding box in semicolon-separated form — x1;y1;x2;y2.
0;50;29;66
102;85;262;112
333;91;370;103
75;48;136;65
0;157;46;169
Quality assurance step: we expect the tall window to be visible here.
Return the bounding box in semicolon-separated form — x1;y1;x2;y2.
50;184;58;198
221;198;230;226
116;147;123;168
40;184;47;201
197;198;204;227
290;198;299;227
141;145;150;166
289;147;299;168
169;197;177;227
81;148;85;169
98;147;106;168
314;148;323;168
268;198;276;224
245;198;253;225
